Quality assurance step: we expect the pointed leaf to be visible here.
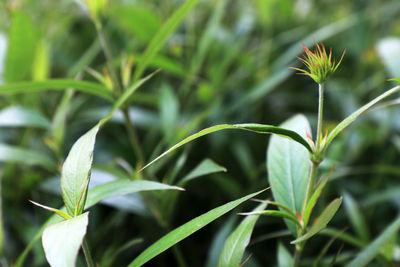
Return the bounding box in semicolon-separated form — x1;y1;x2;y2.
240;210;302;229
128;188;268;267
42;212;89;267
218;202;267;267
141;122;311;171
133;0;199;81
325;85;400;149
0;79;114;101
277;242;294;267
291;197;342;244
303;174;330;226
346;215;400;267
61;123;100;216
179;159;226;185
267;114;311;233
30;200;72;220
0;106;50;128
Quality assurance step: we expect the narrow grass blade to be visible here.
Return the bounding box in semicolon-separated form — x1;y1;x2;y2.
292;198;342;244
218;203;267;267
346;215;400;267
133;0;199;81
343;191;370;244
325;85;400;149
239;210;302;229
140;123;311;172
179;159;226;185
0;79;114;101
128;188;268;267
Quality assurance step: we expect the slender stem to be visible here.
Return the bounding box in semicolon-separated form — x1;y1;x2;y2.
94;21;122;94
302;162;319;216
82;239;95;267
316;83;324;146
293;244;304;267
122;108;145;168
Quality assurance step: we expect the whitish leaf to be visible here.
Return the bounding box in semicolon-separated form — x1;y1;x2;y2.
5;10;36;83
325;85;400;149
0;143;55;170
61;123;100;216
278;242;293;267
0;106;50;128
0;79;114;101
42;212;89;267
128;188;268;267
133;0;199;81
267;114;311;233
179;159;226;185
346;215;400;267
218;203;267;267
141;123;312;172
291;198;342;244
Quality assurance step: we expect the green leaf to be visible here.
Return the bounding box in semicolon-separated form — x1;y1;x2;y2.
85;180;184;208
325;85;400;149
29;200;72;220
218;202;267;267
16;179;182;267
291;197;342;244
267;114;311;233
303;173;330;226
390;78;400;84
240;210;301;229
277;242;294;267
0;79;114;101
346;215;400;267
133;0;199;81
32;38;50;81
42;212;89;267
128;188;268;267
179;159;226;185
0;106;50;128
109;70;159;116
140;122;311;172
5;10;36;83
61;123;100;216
160;84;179;142
343;191;370;244
0;143;56;170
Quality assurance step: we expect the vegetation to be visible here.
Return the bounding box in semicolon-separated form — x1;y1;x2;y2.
1;0;400;266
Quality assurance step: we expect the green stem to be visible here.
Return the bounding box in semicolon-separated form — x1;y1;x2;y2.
122;108;145;169
316;83;324;146
82;239;95;267
293;243;304;267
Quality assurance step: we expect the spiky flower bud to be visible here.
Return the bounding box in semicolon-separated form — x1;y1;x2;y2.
290;42;346;84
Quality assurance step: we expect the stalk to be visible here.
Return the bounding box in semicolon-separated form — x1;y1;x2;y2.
82;239;95;267
293;243;304;267
316;83;324;146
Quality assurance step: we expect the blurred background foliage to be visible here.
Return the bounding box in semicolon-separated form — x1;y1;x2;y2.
1;0;400;266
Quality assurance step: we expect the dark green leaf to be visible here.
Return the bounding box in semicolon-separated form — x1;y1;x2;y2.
128;188;268;267
291;197;342;244
218;203;267;267
141;122;311;172
343;191;370;243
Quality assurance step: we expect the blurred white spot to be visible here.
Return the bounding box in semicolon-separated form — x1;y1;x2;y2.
0;33;7;85
376;38;400;77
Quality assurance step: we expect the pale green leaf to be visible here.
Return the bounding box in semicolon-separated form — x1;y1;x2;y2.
61;123;100;216
218;203;267;267
0;79;114;101
30;200;72;220
42;212;89;267
179;159;226;185
325;85;400;149
128;188;268;267
0;106;50;128
346;215;400;267
133;0;199;81
0;143;55;170
278;242;294;267
291;197;342;244
5;10;36;83
267;114;311;233
303;173;330;227
141;122;312;172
